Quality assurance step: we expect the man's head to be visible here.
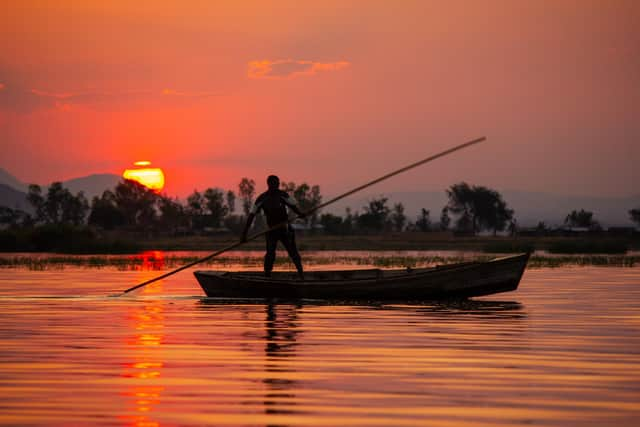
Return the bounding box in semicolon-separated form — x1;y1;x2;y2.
267;175;280;190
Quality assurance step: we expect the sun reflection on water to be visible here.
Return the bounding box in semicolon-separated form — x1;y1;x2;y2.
121;272;166;427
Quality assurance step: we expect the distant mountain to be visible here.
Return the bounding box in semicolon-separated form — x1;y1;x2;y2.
0;184;31;213
0;168;28;192
327;190;640;227
0;168;121;200
62;174;121;199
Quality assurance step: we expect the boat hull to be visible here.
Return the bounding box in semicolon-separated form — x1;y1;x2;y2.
194;253;530;300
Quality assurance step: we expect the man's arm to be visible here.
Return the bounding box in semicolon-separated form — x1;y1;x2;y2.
282;193;306;218
290;204;306;218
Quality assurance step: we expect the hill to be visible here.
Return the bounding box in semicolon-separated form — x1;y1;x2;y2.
62;174;121;199
0;168;28;192
0;168;121;200
0;184;31;213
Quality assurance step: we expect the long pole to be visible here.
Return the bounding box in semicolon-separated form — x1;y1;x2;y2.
117;136;485;295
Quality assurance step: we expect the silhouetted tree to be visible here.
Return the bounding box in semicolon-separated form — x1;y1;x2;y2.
343;208;354;234
223;214;244;234
0;207;32;228
415;208;430;232
283;182;323;227
629;209;640;227
186;190;206;229
158;196;187;233
565;209;597;228
226;190;236;214
357;197;390;232
203;188;228;228
319;213;344;234
238;178;256;217
439;207;450;231
61;191;89;226
446;182;514;235
89;190;125;230
27;182;88;225
44;182;67;224
26;184;46;223
114;179;158;230
390;203;407;231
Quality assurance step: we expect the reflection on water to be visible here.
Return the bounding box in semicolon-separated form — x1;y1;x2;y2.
121;275;165;427
0;267;639;426
263;304;300;417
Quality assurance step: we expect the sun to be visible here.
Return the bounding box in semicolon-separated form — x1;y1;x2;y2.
123;161;165;191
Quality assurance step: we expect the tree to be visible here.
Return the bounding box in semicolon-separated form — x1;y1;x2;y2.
88;190;125;230
203;188;228;228
446;182;514;234
565;209;597;228
226;190;236;215
26;184;46;223
27;182;89;225
186;190;206;230
416;208;430;232
113;179;158;229
44;182;67;224
0;207;32;228
343;208;354;234
357;197;390;232
158;196;187;233
319;213;344;234
439;207;450;231
628;209;640;227
284;182;323;227
61;191;89;226
238;178;256;217
391;203;407;231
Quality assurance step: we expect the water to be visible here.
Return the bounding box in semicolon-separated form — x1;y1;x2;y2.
1;258;639;426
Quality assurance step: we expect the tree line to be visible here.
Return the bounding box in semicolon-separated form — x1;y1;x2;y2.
1;180;639;236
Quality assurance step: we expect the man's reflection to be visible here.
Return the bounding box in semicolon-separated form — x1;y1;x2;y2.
263;303;301;416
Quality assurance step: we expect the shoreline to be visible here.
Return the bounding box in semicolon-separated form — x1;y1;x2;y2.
1;250;638;270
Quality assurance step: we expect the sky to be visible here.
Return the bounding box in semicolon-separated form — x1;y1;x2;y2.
1;0;638;198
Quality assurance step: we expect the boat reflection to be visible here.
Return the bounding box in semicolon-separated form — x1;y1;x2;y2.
198;298;525;317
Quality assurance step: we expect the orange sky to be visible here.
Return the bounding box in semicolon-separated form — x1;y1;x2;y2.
1;0;638;197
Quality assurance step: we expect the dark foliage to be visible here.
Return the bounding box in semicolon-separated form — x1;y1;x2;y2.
564;209;599;229
446;182;514;235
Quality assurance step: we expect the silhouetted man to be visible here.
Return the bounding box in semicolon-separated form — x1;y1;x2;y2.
241;175;305;279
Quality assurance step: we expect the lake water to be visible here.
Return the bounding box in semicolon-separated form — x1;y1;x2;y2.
0;254;639;426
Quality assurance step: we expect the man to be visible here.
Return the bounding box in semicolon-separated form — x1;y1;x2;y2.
241;175;306;279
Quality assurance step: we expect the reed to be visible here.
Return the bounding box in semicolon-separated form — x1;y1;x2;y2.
1;253;637;270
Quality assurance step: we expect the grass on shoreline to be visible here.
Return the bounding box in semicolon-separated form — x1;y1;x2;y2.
1;252;638;271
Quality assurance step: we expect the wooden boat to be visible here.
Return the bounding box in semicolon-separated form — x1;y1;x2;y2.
194;253;530;300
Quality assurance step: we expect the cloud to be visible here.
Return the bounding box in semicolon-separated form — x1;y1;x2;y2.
0;82;222;114
247;59;350;79
161;89;222;98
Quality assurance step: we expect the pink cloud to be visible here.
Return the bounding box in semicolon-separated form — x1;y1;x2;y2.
247;59;350;79
0;83;222;113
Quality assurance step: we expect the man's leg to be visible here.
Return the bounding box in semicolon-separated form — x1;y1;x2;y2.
264;232;278;277
281;228;304;278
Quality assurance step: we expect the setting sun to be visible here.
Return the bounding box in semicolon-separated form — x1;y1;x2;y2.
123;161;165;191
